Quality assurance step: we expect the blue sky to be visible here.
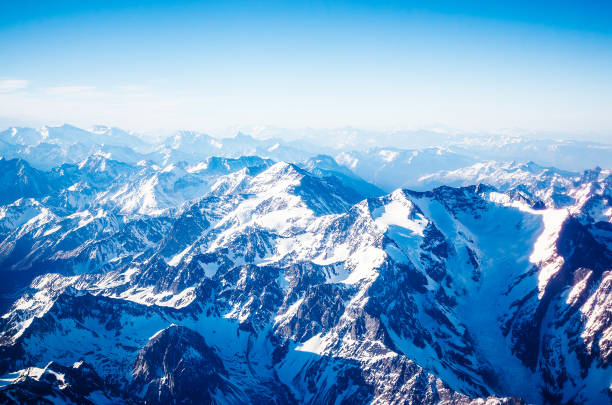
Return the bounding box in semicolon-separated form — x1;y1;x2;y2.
0;1;611;139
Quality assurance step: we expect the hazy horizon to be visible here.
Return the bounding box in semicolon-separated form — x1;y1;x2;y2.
1;122;611;147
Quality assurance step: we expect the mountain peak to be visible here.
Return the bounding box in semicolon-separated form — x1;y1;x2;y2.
234;131;256;141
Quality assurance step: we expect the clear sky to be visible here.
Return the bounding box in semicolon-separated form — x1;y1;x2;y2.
0;0;611;140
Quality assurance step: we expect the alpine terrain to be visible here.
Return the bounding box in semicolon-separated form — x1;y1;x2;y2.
0;125;610;404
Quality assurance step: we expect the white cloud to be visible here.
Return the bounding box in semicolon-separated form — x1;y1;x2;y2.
44;86;98;96
0;79;30;93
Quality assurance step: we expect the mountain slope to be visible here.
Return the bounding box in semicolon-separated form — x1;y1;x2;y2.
0;152;609;403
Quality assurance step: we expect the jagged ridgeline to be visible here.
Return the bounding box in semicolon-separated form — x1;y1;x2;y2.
0;125;610;404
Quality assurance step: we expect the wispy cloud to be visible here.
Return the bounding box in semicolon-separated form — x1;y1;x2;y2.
0;79;30;93
117;84;152;92
44;86;98;96
0;82;211;132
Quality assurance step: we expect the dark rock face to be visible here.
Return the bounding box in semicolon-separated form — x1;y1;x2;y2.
131;325;235;404
0;360;113;405
276;283;348;342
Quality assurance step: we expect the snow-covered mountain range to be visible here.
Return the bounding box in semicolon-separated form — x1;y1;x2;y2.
0;125;610;404
2;124;612;186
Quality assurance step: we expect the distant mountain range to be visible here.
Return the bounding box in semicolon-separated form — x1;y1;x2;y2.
0;125;610;404
2;124;611;186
